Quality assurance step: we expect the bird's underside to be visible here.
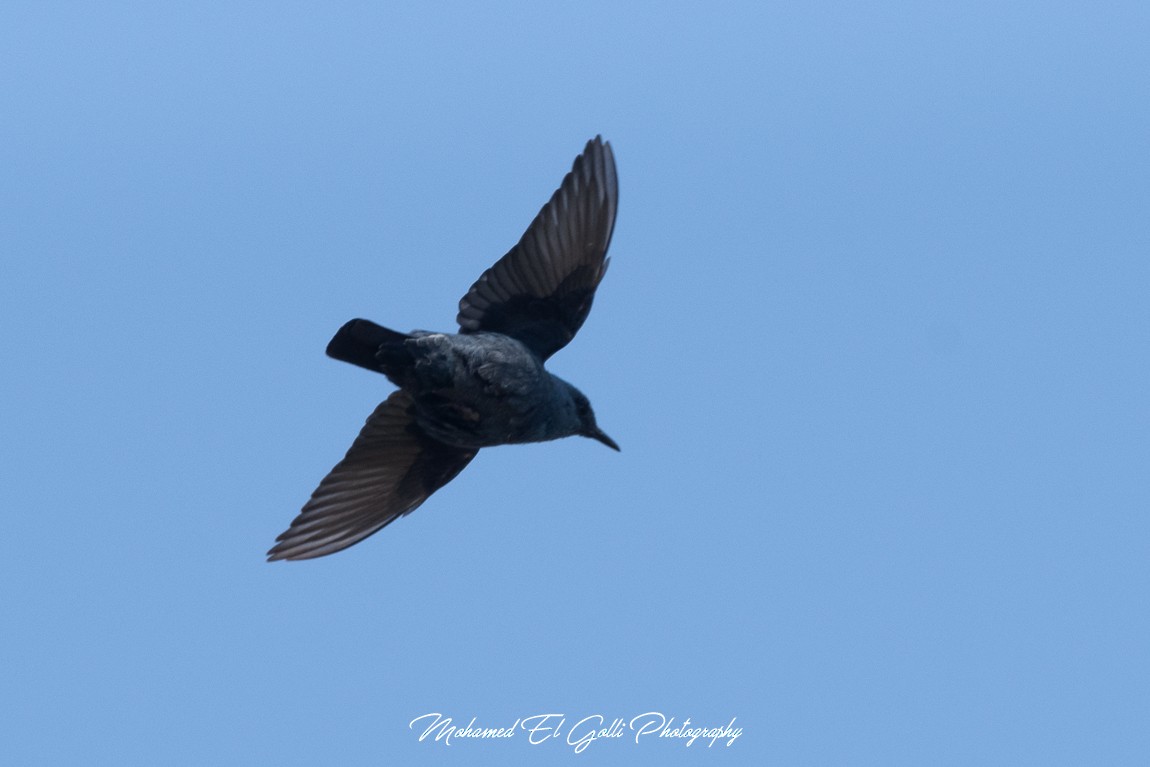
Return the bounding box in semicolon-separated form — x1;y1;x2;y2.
397;332;559;449
268;136;618;561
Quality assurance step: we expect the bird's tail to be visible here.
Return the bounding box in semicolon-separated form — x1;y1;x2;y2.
326;319;411;376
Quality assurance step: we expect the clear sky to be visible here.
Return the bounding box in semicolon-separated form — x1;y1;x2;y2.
2;2;1147;765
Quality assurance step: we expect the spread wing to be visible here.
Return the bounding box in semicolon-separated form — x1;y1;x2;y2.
456;136;618;360
268;391;477;561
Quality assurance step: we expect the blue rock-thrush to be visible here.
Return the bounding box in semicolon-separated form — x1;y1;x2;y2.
268;137;619;561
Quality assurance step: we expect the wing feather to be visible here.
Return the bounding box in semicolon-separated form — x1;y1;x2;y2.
456;136;618;360
268;391;476;561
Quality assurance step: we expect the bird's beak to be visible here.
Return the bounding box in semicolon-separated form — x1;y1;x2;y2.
586;426;620;452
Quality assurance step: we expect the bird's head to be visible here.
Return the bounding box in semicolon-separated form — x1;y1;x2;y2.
569;387;620;452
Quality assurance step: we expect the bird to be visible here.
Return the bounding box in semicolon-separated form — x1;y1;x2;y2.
267;136;619;561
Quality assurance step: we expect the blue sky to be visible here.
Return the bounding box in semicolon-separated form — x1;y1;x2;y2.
2;2;1147;764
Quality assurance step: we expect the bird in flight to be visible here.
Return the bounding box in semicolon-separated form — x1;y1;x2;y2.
268;136;619;561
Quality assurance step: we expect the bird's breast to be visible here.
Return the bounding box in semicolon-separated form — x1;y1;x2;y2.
407;332;556;449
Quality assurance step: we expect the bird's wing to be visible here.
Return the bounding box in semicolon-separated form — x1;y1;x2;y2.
456;136;618;360
268;391;476;561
